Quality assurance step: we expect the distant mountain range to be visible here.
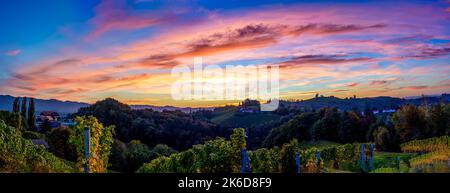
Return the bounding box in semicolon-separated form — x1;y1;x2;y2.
0;95;214;114
130;105;214;113
1;93;449;114
0;95;89;114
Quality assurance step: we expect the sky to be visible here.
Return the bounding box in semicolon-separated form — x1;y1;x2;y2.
0;0;449;107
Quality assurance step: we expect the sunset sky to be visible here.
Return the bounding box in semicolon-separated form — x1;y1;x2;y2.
0;0;449;107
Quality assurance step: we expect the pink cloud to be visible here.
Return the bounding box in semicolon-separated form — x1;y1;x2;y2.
86;0;170;40
347;82;359;87
2;1;449;104
5;49;21;56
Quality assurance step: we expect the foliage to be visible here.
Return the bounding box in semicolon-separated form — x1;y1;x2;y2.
371;167;397;173
27;98;36;131
122;140;152;173
230;128;246;172
408;150;449;173
108;141;177;173
0;110;24;131
400;135;450;173
263;112;317;147
279;139;299;173
138;128;246;173
39;119;52;133
249;147;279;173
138;128;374;173
264;108;371;147
108;139;127;172
151;144;177;157
371;152;415;172
73;98;225;150
138;138;233;173
22;131;46;140
47;127;77;162
12;97;20;113
373;126;400;151
392;104;427;143
400;135;449;153
21;97;27;122
0;120;74;172
68;116;114;173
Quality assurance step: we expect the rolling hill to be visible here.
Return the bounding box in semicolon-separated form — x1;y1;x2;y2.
0;95;89;114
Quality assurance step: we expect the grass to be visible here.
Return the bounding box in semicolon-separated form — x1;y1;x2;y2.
210;107;238;124
210;107;281;128
299;140;341;150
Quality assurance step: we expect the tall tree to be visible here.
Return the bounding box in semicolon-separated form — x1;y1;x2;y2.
230;128;247;173
27;98;36;131
39;119;52;133
12;97;20;113
69;116;115;173
392;104;427;143
21;97;27;120
427;104;449;137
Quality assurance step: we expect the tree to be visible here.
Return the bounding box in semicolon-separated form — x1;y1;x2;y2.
123;140;152;173
108;139;127;172
392;105;427;143
39;119;52;133
19;97;28;130
280;139;298;173
151;144;176;158
68;116;114;173
0;110;23;131
27;98;36;131
338;111;361;143
0;120;74;172
21;97;27;120
311;108;339;141
12;97;20;113
73;98;222;150
230;128;247;173
427;104;448;137
373;126;399;151
446;104;450;135
263;112;316;147
47;127;77;162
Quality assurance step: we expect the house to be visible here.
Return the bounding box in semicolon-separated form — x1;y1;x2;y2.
239;106;260;113
38;111;60;122
373;109;396;114
36;111;63;131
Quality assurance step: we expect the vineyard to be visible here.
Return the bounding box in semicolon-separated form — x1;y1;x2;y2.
1;117;449;173
138;129;450;173
400;136;450;172
0;121;74;172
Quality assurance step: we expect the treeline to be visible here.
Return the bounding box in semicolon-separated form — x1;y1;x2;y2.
0;97;36;131
71;98;229;150
263;103;450;151
263;108;376;147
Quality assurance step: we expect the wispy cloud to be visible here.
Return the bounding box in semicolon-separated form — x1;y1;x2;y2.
86;0;171;40
279;54;372;68
290;23;386;36
1;1;449;105
4;49;21;56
